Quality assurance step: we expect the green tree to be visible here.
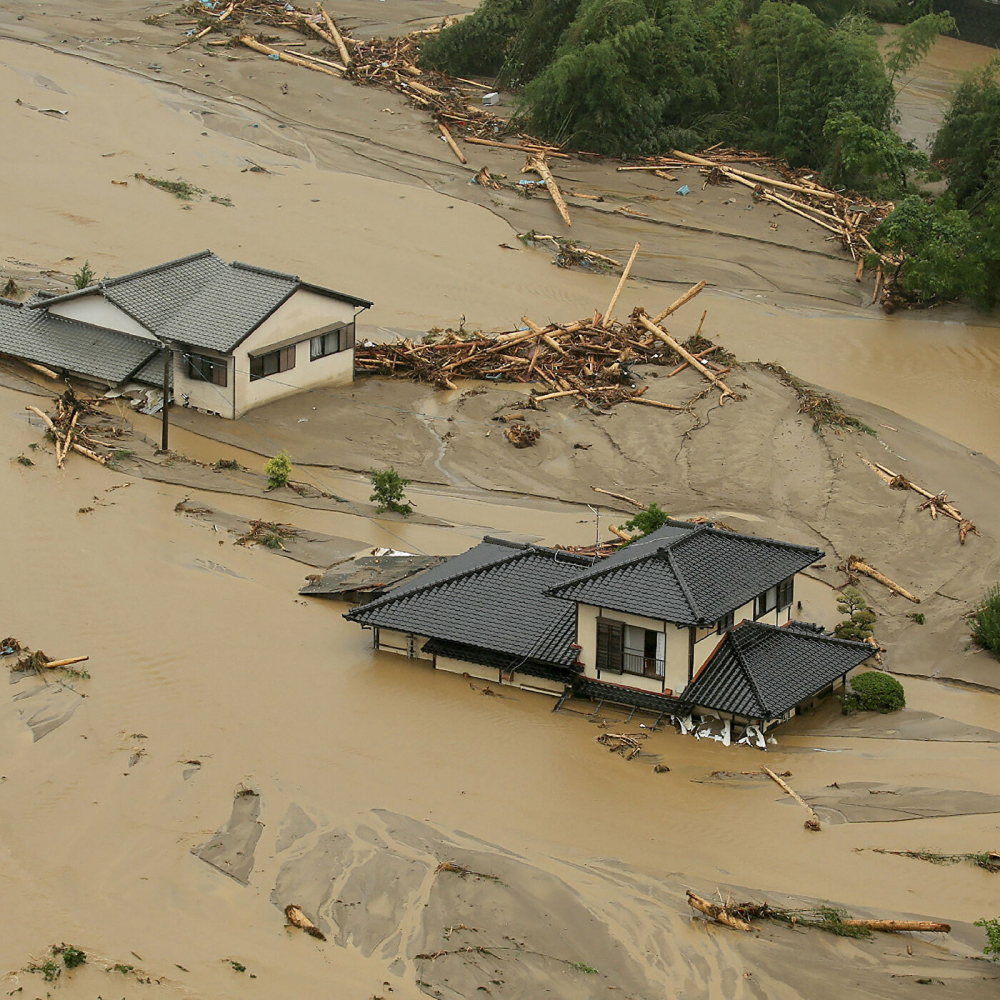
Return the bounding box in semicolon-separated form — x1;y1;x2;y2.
823;111;927;193
73;261;95;290
370;466;413;515
971;582;1000;656
842;671;905;714
883;12;956;85
264;450;292;489
975;917;1000;962
834;586;877;641
419;0;534;77
621;502;669;540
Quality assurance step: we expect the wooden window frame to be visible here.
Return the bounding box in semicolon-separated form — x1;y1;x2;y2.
595;617;624;675
310;321;356;361
249;344;296;381
187;352;228;387
716;609;735;634
777;575;794;611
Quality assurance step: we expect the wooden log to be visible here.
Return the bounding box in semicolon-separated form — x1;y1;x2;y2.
290;49;347;72
437;123;467;164
651;281;706;324
759;189;848;235
686;891;753;932
522;155;572;228
668;345;719;377
44;656;89;669
285;903;327;941
463;137;571;159
670;150;838;201
26;404;57;434
872;265;884;305
848;557;919;604
316;2;352;66
628;396;686;410
407;79;445;99
604;241;640;325
296;15;337;48
533;389;579;401
542;333;568;356
25;361;60;380
239;35;343;77
762;765;822;831
59;409;80;469
838;919;951;934
591;487;646;510
71;442;106;465
855;258;865;282
609;525;635;542
170;1;235;52
638;316;735;402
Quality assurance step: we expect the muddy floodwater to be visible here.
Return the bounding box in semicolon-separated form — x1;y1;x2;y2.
1;3;1000;996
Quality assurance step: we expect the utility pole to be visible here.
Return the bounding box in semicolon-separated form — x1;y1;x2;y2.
160;341;171;452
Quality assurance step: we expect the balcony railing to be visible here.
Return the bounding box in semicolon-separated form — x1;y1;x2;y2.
622;650;665;679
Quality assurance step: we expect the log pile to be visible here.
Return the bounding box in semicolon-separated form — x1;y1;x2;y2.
596;732;647;760
24;389;125;467
355;283;741;410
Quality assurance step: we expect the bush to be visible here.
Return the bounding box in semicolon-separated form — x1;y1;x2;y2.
622;502;669;540
976;916;1000;962
72;261;95;290
971;582;1000;656
834;586;876;641
264;450;292;490
842;671;905;714
370;467;413;516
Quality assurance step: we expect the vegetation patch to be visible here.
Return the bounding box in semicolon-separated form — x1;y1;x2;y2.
621;502;668;541
236;518;299;551
970;582;1000;656
264;449;293;489
870;848;1000;873
834;587;876;641
842;671;905;715
755;363;875;435
370;466;413;516
977;916;1000;962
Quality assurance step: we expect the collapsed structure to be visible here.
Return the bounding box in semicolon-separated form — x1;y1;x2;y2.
0;250;371;417
345;522;875;736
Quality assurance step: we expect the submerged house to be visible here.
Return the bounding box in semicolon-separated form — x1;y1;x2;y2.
0;250;371;417
345;521;876;732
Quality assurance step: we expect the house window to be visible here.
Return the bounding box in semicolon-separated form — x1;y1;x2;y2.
624;624;665;679
249;344;295;381
755;585;778;619
777;576;794;610
596;618;624;674
310;321;355;360
717;609;735;634
187;352;228;387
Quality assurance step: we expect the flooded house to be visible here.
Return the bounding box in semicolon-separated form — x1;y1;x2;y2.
0;250;371;417
345;521;876;734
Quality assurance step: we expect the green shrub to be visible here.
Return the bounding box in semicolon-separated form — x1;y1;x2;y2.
264;450;292;490
370;466;412;515
622;502;669;540
60;944;86;969
842;671;905;714
73;261;95;290
834;586;876;641
971;583;1000;656
976;916;1000;962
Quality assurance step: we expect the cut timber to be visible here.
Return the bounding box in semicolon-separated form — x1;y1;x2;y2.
591;487;647;510
669;345;719;377
285;904;327;941
629;396;687;410
762;765;821;831
239;36;342;77
169;1;234;52
533;389;579;401
296;15;337;48
686;892;752;932
855;258;865;282
604;242;640;324
670;150;838;201
637;316;735;403
407;79;445;99
25;361;60;380
651;281;706;324
45;656;88;669
316;2;352;66
291;50;348;72
522;155;571;228
609;525;635;542
872;266;884;305
463;137;571;158
839;919;951;934
847;557;919;604
71;443;106;465
437;123;467;164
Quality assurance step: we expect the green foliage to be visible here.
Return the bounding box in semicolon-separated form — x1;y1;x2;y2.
870;195;989;304
823;110;926;193
230;960;247;973
933;59;1000;213
60;944;87;969
215;458;241;470
420;0;534;77
264;450;293;490
15;454;34;466
112;963;135;974
622;502;669;540
29;958;61;981
976;916;1000;962
73;260;95;290
883;12;956;83
842;670;905;714
970;582;1000;656
572;961;600;973
834;586;877;640
370;466;413;515
907;612;925;625
134;173;205;200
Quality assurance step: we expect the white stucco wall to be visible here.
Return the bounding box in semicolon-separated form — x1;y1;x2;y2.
235;289;358;414
173;348;235;418
374;629;433;660
49;296;155;340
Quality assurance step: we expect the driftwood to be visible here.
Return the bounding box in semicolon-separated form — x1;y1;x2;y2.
686;891;753;932
437;122;467;164
170;1;235;51
464;137;570;158
841;918;951;933
239;35;343;76
604;242;640;324
44;656;89;669
316;1;351;65
651;281;707;324
638;315;736;403
591;487;647;509
284;904;327;940
25;361;60;380
629;396;688;410
762;765;822;831
608;525;635;542
522;155;571;228
847;556;920;604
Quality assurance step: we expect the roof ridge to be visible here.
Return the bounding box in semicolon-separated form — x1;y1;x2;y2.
745;619;873;651
31;308;162;346
726;625;770;717
663;547;701;621
104;249;218;287
230;260;299;282
702;525;822;557
0;297;21;308
25;285;101;309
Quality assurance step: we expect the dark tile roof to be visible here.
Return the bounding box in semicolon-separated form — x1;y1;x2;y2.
299;554;445;598
681;621;874;720
27;250;373;355
572;677;687;714
549;521;822;625
0;298;158;384
345;539;593;668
